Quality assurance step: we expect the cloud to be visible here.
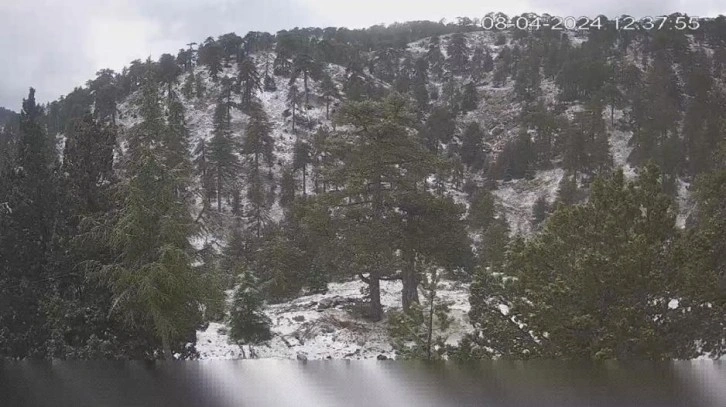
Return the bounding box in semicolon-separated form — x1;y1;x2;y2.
0;1;95;109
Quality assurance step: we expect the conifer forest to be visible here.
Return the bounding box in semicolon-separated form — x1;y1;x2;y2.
2;13;726;362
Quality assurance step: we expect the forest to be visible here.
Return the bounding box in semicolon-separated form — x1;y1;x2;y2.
0;14;725;361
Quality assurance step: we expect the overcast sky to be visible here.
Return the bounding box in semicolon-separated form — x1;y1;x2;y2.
1;0;725;109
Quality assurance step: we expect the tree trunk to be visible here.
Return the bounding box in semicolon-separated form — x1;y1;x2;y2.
216;171;222;212
302;166;307;198
426;289;435;360
292;105;296;133
304;73;309;105
369;273;383;322
401;251;419;312
162;336;173;361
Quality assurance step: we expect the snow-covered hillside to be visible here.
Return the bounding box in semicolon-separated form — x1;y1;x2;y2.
110;29;704;359
196;278;471;360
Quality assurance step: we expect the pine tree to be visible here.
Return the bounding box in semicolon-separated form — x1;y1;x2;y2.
0;88;58;358
675;168;726;358
88;69;119;125
99;75;214;360
398;191;472;311
287;84;300;133
319;73;339;120
193;139;215;208
411;59;430;113
198;37;223;81
460;122;486;170
478;214;510;271
208;101;240;211
460;82;479;112
237;57;262;110
629;53;682;170
328;93;436;321
426;36;445;79
446;33;470;74
229;271;272;344
388;267;452;360
531;195;550;230
241;104;275;239
420;106;455;153
563;98;611;177
290;54;321;105
181;70;196;99
158;53;181;100
513;52;541;101
466;167;698;359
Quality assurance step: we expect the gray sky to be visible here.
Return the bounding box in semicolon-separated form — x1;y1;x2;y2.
1;0;724;110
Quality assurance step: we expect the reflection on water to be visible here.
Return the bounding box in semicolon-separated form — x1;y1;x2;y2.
1;360;724;407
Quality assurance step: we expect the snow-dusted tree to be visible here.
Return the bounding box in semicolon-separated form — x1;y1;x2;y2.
237;56;262;110
208;100;240;211
289;53;321;105
230;271;272;344
319;73;339;119
100;74;214;360
286;84;300;134
241;103;275;238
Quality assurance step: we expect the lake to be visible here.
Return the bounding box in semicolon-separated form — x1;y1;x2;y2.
1;360;724;406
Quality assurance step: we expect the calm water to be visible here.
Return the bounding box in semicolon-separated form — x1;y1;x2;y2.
1;360;724;407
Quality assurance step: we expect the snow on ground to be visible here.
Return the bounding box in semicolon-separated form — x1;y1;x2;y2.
493;168;564;235
676;178;694;228
607;109;637;179
196;278;472;360
609;126;637;179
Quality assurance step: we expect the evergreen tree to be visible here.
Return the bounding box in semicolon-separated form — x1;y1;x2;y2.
289;54;321;105
674;168;726;358
531;195;550;230
446;33;470;74
513;51;541;101
420;106;455;153
319;73;339;120
208;101;240;211
411;58;430;113
194;139;215;208
466;167;699;359
460;82;479;112
0;88;58;358
388;267;452;360
328;93;436;321
563;98;611;177
158;53;182;100
426;36;445;79
198;38;224;81
88;69;119;124
478;214;510;271
99;75;214;360
398;191;473;311
229;271;272;344
181;70;196;99
492;131;536;180
287;84;300;133
460;122;486;170
241;104;275;239
237;57;262;110
293;140;312;197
